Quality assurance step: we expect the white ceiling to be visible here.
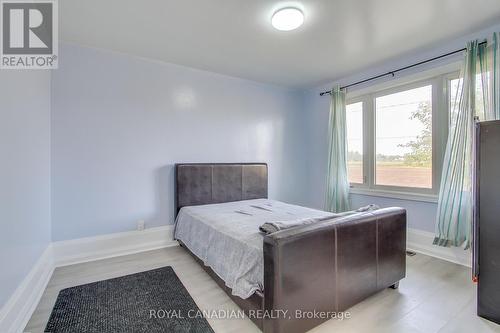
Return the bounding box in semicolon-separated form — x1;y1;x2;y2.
60;0;500;88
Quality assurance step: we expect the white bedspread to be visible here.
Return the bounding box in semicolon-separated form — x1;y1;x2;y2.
174;199;336;299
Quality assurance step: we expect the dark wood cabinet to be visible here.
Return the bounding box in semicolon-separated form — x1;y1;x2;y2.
474;120;500;324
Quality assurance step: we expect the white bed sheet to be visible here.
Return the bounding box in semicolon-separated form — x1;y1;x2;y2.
174;199;335;299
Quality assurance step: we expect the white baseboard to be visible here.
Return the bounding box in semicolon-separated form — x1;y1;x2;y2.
0;225;177;332
0;225;468;332
52;225;178;267
0;246;54;333
407;228;471;267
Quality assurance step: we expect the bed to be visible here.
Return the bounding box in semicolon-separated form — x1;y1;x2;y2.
174;163;406;333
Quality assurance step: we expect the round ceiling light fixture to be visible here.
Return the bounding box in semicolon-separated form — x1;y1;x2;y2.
271;7;304;31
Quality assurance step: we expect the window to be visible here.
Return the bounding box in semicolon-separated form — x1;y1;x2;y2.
346;102;363;184
345;70;458;196
375;85;432;189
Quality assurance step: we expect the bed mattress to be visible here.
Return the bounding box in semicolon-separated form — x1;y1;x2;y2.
174;199;336;299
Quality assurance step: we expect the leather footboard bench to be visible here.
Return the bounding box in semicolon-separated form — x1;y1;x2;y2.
181;207;406;333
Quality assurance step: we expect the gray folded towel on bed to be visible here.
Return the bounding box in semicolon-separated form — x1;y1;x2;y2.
259;204;380;234
258;217;326;234
354;204;380;213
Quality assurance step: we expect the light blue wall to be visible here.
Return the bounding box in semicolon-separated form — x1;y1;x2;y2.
350;194;437;232
51;44;308;241
0;71;51;308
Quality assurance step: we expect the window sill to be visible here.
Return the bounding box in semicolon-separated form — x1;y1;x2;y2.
349;187;438;203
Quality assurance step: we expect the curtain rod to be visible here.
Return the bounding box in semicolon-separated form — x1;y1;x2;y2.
319;40;487;96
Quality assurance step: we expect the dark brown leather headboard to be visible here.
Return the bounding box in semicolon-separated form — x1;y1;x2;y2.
175;163;268;216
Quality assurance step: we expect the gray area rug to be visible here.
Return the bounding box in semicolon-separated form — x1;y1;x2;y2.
45;267;214;333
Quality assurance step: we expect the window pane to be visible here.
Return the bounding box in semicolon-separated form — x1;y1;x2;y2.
375;85;432;188
475;72;490;120
449;74;487;128
449;78;462;130
346;102;363;184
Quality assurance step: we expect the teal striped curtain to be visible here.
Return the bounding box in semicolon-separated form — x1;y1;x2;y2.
325;86;350;213
434;33;500;249
479;33;500;121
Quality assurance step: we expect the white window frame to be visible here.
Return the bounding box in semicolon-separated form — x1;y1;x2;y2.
345;66;461;202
